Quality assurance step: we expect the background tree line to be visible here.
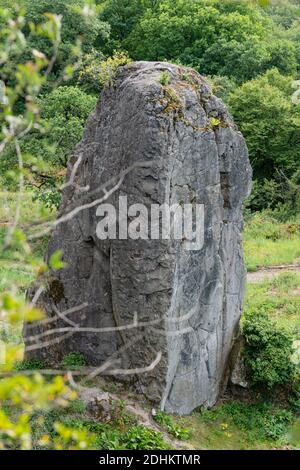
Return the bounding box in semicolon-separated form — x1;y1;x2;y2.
1;0;300;216
1;0;300;450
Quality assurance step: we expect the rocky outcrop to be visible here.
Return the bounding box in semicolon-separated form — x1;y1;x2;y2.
25;61;252;414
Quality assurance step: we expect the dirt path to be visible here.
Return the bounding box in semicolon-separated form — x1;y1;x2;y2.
247;264;300;283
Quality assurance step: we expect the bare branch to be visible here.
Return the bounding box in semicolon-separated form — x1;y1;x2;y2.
3;137;24;249
26;303;89;329
27;161;153;240
25;331;74;352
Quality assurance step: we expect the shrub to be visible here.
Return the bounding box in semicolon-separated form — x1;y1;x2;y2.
123;426;169;450
242;312;296;389
79;50;132;90
61;352;87;368
244;173;300;218
15;359;45;371
56;418;170;450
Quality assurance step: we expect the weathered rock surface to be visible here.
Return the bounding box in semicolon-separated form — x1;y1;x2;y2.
25;62;252;414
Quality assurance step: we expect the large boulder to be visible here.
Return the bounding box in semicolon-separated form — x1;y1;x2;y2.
25;62;252;414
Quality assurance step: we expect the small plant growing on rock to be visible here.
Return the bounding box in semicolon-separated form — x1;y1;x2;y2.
61;352;87;369
79;50;132;89
15;359;45;371
159;71;170;86
209;117;221;128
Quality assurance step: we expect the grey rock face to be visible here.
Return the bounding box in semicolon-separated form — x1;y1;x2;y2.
25;62;252;414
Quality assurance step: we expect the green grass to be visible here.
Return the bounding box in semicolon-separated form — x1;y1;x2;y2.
243;272;300;336
31;406;171;450
244;212;300;271
0;191;53;226
0;191;53;293
178;400;295;450
0;259;36;292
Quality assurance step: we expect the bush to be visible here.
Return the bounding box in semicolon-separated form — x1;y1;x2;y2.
15;358;45;371
78;50;132;91
244;173;300;219
61;352;87;368
56;418;169;450
123;426;169;450
242;312;296;389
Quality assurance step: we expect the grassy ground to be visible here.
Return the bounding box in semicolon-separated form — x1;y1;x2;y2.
177;400;296;449
243;212;300;271
0;191;52;292
244;272;300;336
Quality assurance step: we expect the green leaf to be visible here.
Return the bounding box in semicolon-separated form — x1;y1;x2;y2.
49;250;64;270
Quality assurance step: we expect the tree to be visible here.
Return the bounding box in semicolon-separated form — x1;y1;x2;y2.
0;86;97;208
0;0;110;84
229;68;300;179
121;0;297;81
98;0;147;53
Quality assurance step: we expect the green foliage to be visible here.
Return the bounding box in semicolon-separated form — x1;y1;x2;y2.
244;212;300;270
0;374;80;449
229;68;300;180
61;352;87;368
244;271;300;339
113;0;296;82
244;172;300;217
50;417;169;450
33;85;96;166
200;400;294;443
76;48;105;92
32;184;62;211
153;411;191;440
0;4;99;451
242;311;296;389
207;74;237;101
99;0;300;199
68;399;86;415
15;358;44;371
158;71;170;86
40;85;96;119
123;426;169;450
10;0;110;80
79;50;132;90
